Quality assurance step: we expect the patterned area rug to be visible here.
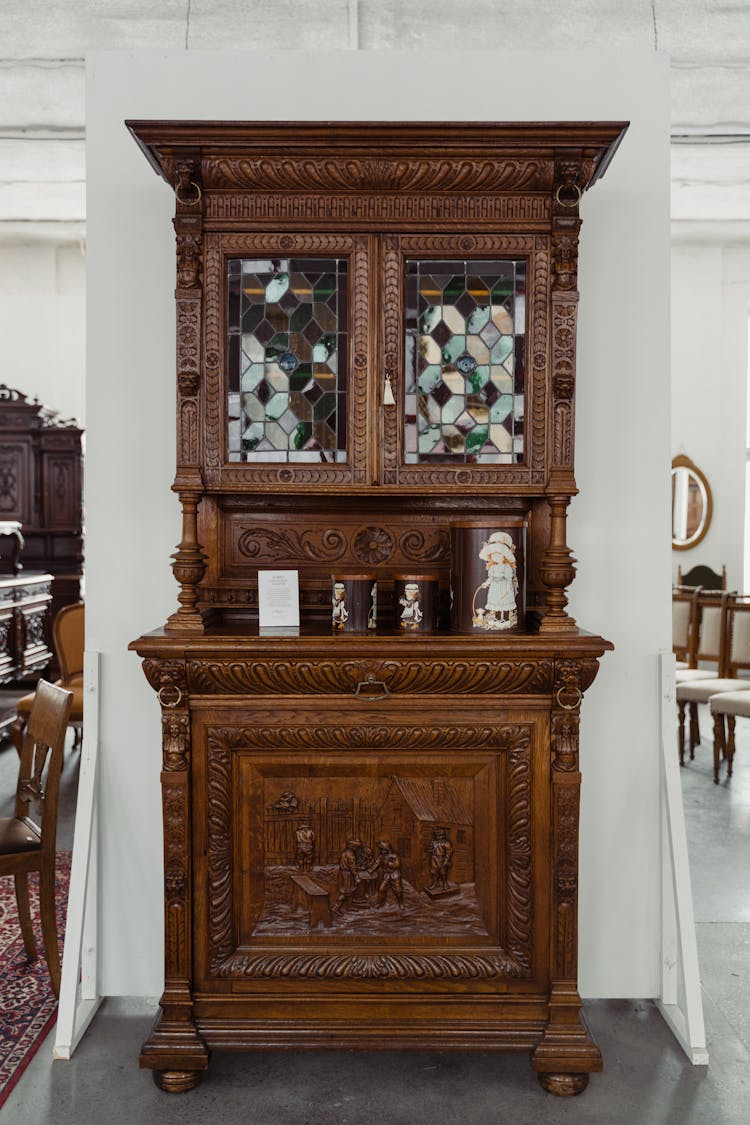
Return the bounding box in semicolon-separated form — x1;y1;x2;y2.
0;852;71;1109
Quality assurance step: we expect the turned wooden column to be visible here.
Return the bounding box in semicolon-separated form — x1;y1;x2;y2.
532;658;601;1094
139;659;208;1092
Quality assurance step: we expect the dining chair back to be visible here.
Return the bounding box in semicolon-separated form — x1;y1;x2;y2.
0;680;73;996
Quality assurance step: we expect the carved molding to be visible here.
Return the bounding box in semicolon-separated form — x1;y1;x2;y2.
551;712;579;772
207;724;500;753
214;950;525;981
506;733;533;970
187;658;555;697
207;739;234;966
553;782;579;980
202;157;555;194
206;194;551;224
236;526;348;563
351;237;370;484
398;527;450;563
203;238;223;472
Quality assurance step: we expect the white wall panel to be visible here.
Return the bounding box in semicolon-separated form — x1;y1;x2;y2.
86;47;670;999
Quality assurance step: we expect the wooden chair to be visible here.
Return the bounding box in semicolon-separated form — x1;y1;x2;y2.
710;689;750;784
676;563;726;591
672;586;697;670
0;680;73;996
677;595;750;766
675;589;726;685
10;602;84;755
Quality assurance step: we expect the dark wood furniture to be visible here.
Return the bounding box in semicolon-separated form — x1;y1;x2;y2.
0;384;83;622
128;120;626;1097
0;679;73;997
10;601;84;755
0;572;53;686
676;563;727;591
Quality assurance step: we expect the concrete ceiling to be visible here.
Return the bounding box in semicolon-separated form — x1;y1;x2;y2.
0;0;748;241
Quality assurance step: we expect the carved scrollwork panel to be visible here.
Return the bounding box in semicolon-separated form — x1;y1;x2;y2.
187;658;555;697
206;194;551;225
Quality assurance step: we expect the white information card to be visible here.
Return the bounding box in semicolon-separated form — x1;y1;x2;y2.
257;569;300;631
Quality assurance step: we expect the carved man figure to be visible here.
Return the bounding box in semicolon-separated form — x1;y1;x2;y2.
332;838;361;914
428;827;454;891
295;823;315;871
372;838;404;909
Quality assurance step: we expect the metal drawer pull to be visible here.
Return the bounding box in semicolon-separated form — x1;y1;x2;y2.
354;675;390;700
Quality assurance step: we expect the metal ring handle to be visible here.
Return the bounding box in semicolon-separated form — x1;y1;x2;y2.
354;675;390;700
175;181;202;207
158;685;183;709
555;182;583;208
555;685;582;711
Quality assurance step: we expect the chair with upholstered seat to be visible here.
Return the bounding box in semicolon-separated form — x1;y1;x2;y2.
0;679;72;996
710;690;750;783
10;602;83;756
677;595;750;766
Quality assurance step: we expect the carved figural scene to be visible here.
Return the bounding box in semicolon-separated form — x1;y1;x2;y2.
251;771;487;938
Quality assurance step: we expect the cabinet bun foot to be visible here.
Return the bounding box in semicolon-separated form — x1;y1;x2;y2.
538;1072;589;1097
152;1069;203;1094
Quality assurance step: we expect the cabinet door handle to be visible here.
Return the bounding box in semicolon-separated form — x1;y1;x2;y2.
354;675;390;700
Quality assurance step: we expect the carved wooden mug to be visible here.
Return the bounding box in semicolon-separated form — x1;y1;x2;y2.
331;573;377;632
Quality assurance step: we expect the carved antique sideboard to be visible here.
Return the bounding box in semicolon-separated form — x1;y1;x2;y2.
128;121;626;1096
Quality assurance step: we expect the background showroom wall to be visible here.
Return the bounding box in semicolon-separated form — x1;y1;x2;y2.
671;242;750;590
86;48;670;997
0;240;85;424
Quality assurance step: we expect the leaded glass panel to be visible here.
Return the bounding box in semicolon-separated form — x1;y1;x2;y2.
404;259;526;464
227;257;348;462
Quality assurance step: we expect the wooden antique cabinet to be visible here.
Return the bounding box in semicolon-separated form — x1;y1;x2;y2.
128;120;626;1097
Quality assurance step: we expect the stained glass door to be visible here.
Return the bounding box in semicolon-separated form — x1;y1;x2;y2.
380;235;539;489
207;233;371;489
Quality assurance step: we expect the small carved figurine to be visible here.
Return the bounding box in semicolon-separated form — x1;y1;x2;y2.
428;827;455;891
371;838;404;909
295;823;315;871
332;838;361;914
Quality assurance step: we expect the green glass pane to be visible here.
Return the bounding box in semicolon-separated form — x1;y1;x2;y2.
227;255;348;462
404;257;526;463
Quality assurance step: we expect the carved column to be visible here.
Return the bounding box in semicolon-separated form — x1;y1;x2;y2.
539;158;586;634
165;153;207;635
532;658;601;1094
139;659;208;1091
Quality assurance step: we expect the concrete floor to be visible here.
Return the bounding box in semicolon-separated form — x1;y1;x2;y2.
1;711;749;1124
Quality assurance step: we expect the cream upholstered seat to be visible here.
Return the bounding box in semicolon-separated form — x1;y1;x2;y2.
676;595;750;765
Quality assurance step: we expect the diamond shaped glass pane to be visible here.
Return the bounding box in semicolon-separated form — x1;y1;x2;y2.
227;256;348;461
404;257;526;464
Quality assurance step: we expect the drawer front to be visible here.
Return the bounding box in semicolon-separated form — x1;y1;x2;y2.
186;655;556;697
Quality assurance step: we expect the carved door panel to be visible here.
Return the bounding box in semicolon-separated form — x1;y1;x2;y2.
0;442;32;522
203;232;374;491
379;233;550;490
191;702;550;994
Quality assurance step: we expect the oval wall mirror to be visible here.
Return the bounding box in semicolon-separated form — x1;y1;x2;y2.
672;454;712;550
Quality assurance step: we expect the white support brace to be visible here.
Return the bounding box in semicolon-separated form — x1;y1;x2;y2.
656;650;708;1065
54;649;102;1059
